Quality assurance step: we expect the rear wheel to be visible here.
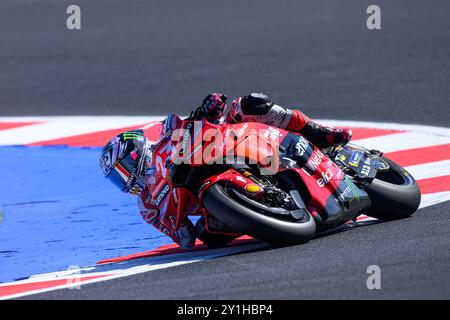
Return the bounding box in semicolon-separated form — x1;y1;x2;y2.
202;184;316;245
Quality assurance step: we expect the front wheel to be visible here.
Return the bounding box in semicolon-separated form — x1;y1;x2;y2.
366;157;421;220
202;184;316;245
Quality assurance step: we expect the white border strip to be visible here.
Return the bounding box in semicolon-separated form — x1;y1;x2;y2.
0;243;267;300
406;160;450;180
0;117;449;147
0;117;166;145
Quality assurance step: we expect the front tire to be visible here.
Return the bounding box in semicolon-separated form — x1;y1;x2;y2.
202;184;316;245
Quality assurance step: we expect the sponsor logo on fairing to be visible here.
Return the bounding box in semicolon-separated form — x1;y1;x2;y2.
295;137;310;157
335;154;346;164
360;158;372;176
317;168;334;188
141;208;158;222
349;152;362;167
337;186;352;203
264;127;282;140
235;123;249;137
155;183;170;206
307;150;325;171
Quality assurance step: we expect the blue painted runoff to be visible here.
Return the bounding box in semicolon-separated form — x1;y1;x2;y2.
0;146;188;283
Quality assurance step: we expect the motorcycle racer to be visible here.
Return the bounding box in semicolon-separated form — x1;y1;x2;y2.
99;93;353;249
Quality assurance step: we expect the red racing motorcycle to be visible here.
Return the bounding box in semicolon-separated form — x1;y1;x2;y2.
147;113;421;246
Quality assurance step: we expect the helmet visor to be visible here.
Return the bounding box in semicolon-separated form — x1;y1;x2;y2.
107;164;130;192
106;152;140;192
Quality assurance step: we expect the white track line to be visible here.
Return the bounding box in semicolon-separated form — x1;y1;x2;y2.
0;242;267;300
420;191;450;209
0;117;449;147
321;120;450;136
0;116;165;145
351;131;450;153
405;160;450;180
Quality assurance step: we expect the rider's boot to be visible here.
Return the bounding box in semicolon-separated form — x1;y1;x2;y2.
296;117;353;149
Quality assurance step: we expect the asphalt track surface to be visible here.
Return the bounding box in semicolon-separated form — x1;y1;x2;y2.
1;0;449;299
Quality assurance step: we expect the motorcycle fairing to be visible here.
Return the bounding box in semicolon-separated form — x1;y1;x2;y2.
171;119;283;174
147;116;373;233
279;133;371;227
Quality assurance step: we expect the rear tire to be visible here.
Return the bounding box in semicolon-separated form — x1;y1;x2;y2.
366;157;421;220
202;184;316;245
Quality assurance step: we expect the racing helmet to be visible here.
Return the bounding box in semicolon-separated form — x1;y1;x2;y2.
99;130;151;193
